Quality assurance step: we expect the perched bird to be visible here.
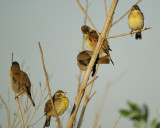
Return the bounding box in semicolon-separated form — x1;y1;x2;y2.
128;5;144;40
77;50;110;76
81;25;114;65
9;61;35;106
43;90;69;128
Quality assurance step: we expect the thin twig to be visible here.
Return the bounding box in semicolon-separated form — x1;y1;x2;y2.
93;84;110;128
113;115;121;128
27;81;48;127
104;0;107;17
82;0;89;50
86;76;98;87
77;70;98;128
66;1;119;127
38;42;61;128
15;95;25;128
112;0;141;26
76;0;100;36
11;53;25;128
89;91;96;101
0;96;11;128
106;27;151;39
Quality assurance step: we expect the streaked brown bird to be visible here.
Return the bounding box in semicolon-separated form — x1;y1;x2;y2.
9;61;35;106
77;50;110;76
128;5;144;40
81;25;114;65
43;90;69;128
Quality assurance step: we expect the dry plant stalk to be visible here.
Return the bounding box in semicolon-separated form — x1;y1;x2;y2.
76;0;89;127
77;74;98;128
27;86;46;127
38;42;61;128
113;115;121;128
15;97;25;128
104;0;107;17
66;0;119;128
93;84;110;128
11;53;25;128
106;27;151;39
0;96;11;128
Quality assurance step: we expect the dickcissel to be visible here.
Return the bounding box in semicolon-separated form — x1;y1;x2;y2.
9;61;35;106
43;90;69;128
81;25;114;65
128;5;144;40
77;50;110;76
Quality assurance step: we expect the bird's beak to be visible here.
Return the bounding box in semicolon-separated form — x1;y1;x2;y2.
63;92;67;96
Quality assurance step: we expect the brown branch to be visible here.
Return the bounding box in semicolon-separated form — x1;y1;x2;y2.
66;1;119;127
82;0;89;50
76;0;100;36
15;95;25;128
0;96;11;128
77;69;98;128
113;115;121;128
77;70;82;96
112;0;141;26
38;42;61;128
11;53;25;128
106;27;151;39
86;76;98;87
104;0;107;18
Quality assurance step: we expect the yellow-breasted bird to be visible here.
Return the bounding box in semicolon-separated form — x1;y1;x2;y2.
43;90;69;128
77;50;110;76
81;25;114;65
128;5;144;40
9;61;35;106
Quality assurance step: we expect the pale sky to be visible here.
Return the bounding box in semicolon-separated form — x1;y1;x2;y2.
0;0;160;128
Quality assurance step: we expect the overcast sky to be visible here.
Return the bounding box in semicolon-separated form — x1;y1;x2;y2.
0;0;160;128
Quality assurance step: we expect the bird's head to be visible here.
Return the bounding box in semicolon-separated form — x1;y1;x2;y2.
54;90;67;99
11;61;20;72
81;25;90;34
131;5;140;11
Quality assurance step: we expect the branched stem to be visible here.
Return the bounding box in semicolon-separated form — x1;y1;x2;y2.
106;27;151;39
38;42;61;128
66;0;119;128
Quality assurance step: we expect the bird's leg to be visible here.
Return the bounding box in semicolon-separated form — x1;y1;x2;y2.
15;93;22;100
130;30;133;36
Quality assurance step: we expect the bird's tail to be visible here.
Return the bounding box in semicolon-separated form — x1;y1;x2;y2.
102;48;114;65
43;116;51;128
97;55;110;64
135;32;142;40
25;91;35;107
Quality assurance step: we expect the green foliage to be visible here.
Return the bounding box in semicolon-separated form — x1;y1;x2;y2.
119;101;160;128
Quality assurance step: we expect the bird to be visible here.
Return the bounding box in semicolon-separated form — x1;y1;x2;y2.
77;50;110;76
43;90;69;128
128;5;144;40
9;61;35;107
81;25;114;65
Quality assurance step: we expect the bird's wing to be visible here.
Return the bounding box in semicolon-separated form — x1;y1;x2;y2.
13;70;31;92
89;30;99;42
44;99;53;114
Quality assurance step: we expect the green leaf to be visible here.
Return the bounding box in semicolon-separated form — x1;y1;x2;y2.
133;122;140;128
127;101;138;111
143;104;148;122
150;119;157;127
155;123;160;128
119;109;130;116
